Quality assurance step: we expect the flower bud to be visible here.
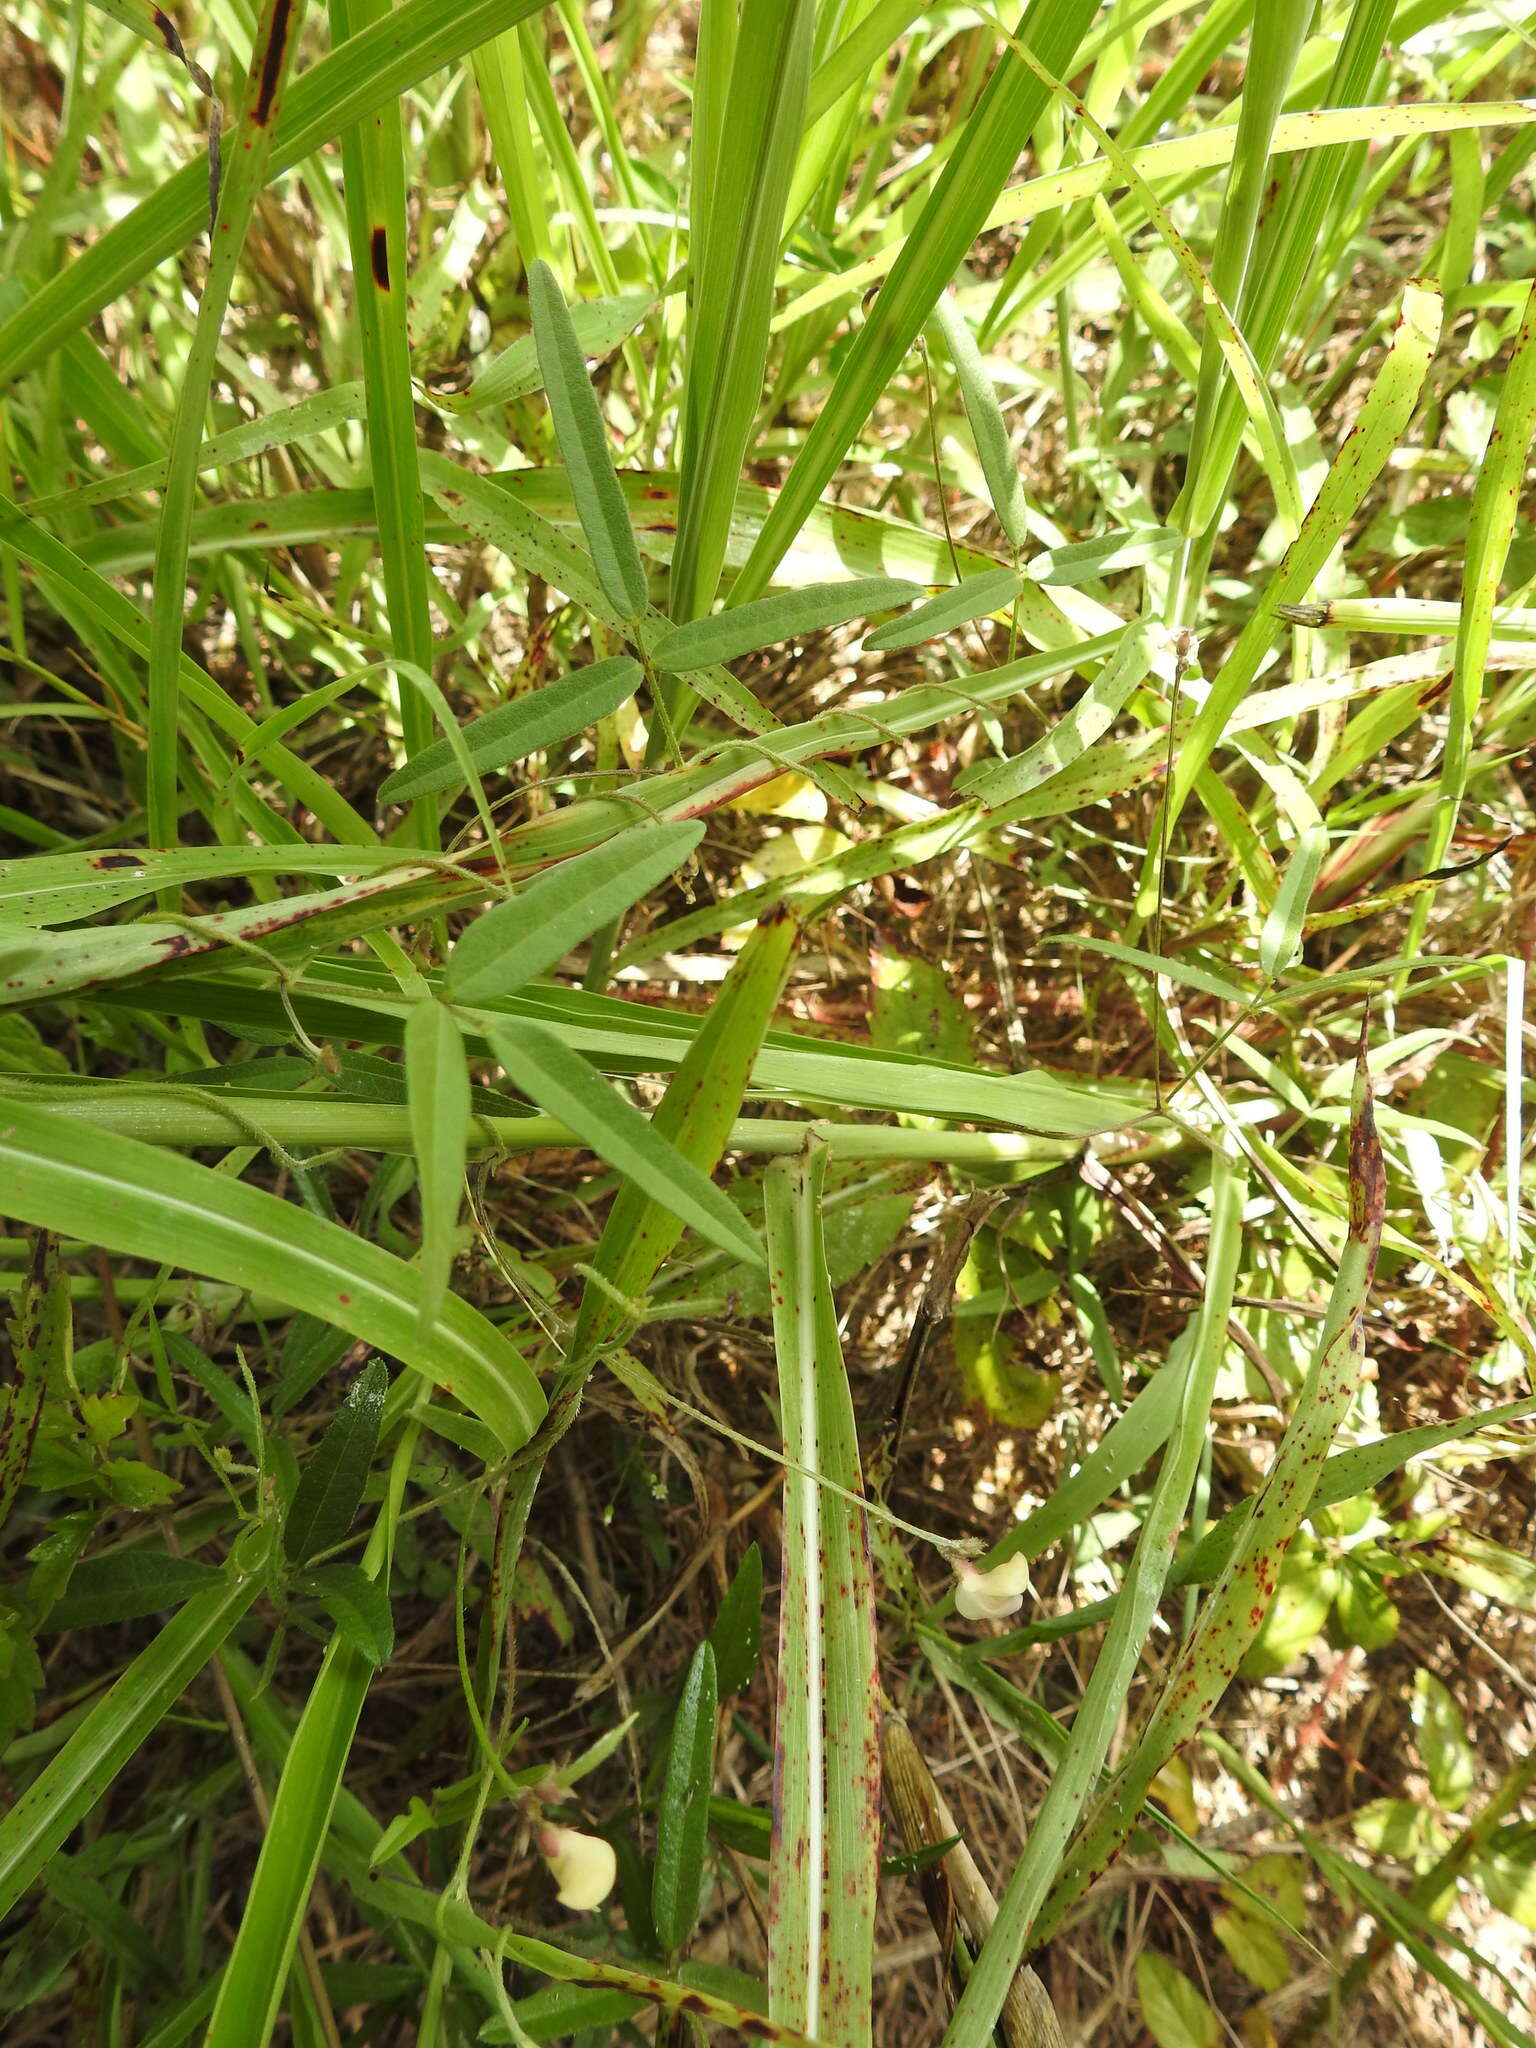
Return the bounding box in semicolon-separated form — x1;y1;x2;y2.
539;1824;617;1911
954;1553;1032;1621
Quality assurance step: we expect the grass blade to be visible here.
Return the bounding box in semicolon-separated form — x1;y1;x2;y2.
651;1640;719;1959
0;1571;261;1921
651;577;921;672
447;819;704;1003
486;1018;766;1268
1031;1048;1385;1950
0;1099;543;1452
145;0;306;857
671;0;816;631
529;258;648;622
379;657;642;805
570;911;799;1357
734;0;1100;601
404;1000;470;1335
938;1143;1246;2046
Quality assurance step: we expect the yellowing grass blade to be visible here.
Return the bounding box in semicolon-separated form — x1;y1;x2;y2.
765;1140;879;2048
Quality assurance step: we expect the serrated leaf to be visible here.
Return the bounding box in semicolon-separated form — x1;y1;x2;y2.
864;566;1024;651
651;1639;718;1958
529;258;648;620
652;577;921;672
283;1359;389;1567
1412;1668;1476;1812
379;657;641;804
1135;1951;1218;2048
486;1020;764;1270
706;1544;763;1698
297;1562;395;1666
447;819;703;1005
39;1548;225;1632
405;1000;470;1338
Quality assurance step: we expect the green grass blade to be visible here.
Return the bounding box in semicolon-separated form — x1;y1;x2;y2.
671;0;815;629
733;0;1100;602
379;656;642;805
1423;280;1536;882
1138;278;1443;920
651;1640;719;1959
404;1001;470;1336
0;0;552;391
446;294;654;413
145;0;306;856
570;911;799;1356
864;566;1023;651
929;293;1029;554
651;577;921;671
283;1357;389;1566
0;1099;543;1452
486;1018;766;1268
529;258;648;622
329;0;438;774
765;1140;880;2048
0;1570;261;1921
447;819;704;1003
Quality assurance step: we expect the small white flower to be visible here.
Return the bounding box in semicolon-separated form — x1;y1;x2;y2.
954;1553;1032;1622
540;1825;617;1911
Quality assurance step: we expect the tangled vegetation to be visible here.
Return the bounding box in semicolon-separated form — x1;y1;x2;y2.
1;2;1534;2044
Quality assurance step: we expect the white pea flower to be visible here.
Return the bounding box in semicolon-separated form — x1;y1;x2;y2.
539;1824;617;1911
954;1553;1033;1622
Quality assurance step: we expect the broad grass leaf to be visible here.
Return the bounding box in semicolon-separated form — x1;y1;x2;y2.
448;819;703;1004
486;1019;765;1269
651;1639;718;1958
283;1358;389;1567
38;1548;225;1632
448;293;654;411
670;0;815;630
404;1001;470;1338
930;294;1028;552
764;1143;879;2046
571;910;798;1355
652;578;921;672
0;1102;543;1453
706;1543;763;1698
379;657;641;803
297;1562;396;1666
1260;821;1329;978
528;258;648;620
864;567;1023;651
1024;526;1181;586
